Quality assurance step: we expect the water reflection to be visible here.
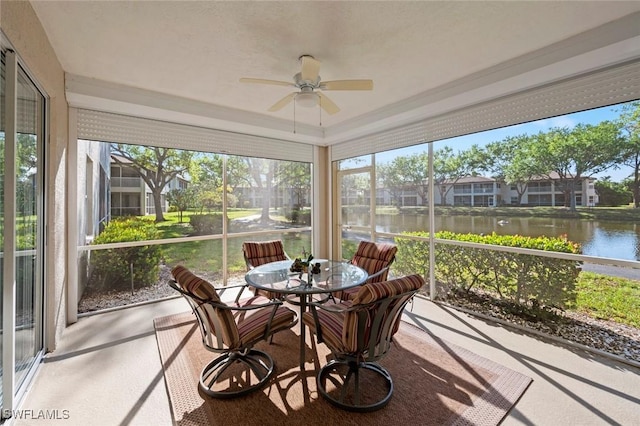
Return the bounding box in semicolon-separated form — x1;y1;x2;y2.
372;213;640;261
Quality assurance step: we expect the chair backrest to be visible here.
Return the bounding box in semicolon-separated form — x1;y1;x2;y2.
170;265;240;350
242;240;289;270
342;274;424;358
350;241;398;283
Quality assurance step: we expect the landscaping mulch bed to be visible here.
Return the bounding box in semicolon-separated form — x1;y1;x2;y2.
436;288;640;364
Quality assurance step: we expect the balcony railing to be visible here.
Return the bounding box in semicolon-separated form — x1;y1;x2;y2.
111;177;142;187
111;206;142;216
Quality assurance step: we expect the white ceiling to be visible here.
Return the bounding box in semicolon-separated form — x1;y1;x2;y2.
29;1;640;145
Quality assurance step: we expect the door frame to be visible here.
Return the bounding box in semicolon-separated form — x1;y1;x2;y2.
332;162;375;260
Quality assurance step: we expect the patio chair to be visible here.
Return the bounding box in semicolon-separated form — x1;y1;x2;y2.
303;274;424;412
169;265;298;398
332;241;398;301
241;240;290;301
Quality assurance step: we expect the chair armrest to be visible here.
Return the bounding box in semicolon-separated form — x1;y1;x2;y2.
307;300;350;313
214;298;284;312
221;283;253;290
367;265;390;281
233;283;251;304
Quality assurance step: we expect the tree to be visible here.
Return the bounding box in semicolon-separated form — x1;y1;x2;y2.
192;154;224;188
15;134;39;219
595;177;632;206
433;146;476;205
531;122;624;210
484;135;545;205
378;152;428;207
195;181;237;212
189;153;237;213
274;161;311;209
111;145;193;222
616;101;640;207
166;187;196;222
340;173;370;207
224;156;251;206
243;158;275;223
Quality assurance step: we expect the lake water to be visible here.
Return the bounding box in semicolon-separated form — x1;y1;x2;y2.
369;214;640;262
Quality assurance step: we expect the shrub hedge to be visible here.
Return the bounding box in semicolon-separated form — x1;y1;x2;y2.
283;207;311;225
189;213;227;235
89;217;162;291
394;231;582;309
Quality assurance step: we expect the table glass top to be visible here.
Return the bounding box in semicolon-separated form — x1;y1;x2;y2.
245;259;368;295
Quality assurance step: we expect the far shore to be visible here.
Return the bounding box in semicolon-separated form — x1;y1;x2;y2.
393;205;640;222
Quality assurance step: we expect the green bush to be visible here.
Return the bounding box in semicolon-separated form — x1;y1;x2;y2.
394;231;581;310
189;213;227;235
89;217;162;291
284;207;311;225
341;239;359;261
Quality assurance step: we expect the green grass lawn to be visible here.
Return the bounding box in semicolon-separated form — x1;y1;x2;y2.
152;209;311;277
155;209;262;238
574;272;640;328
163;239;246;274
160;233;312;277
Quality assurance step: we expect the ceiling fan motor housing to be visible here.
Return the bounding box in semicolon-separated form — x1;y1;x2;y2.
294;73;321;89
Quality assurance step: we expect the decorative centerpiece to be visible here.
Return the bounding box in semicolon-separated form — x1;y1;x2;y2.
290;254;320;286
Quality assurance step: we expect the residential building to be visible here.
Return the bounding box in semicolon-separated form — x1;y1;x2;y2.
376;174;600;208
110;154;189;217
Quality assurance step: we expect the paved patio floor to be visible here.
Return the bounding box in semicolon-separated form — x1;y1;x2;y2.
13;293;640;425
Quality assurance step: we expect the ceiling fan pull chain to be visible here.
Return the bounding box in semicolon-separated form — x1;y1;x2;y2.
293;98;297;134
319;96;322;126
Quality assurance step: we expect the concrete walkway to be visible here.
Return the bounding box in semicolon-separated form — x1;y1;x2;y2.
13;294;640;425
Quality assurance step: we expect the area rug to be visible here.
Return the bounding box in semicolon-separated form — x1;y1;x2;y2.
154;312;531;425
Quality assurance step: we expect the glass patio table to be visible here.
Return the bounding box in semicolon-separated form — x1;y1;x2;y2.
245;259;368;369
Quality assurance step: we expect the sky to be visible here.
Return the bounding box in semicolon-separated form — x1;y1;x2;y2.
376;101;635;182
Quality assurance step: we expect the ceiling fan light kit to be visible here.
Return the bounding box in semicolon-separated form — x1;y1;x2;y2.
295;91;318;108
239;54;373;116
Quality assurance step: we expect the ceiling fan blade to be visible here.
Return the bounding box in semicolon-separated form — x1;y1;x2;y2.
268;92;296;112
320;79;374;90
239;78;294;87
300;56;321;82
318;92;340;115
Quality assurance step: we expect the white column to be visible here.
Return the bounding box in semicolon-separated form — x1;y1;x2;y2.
67;108;79;324
428;143;436;299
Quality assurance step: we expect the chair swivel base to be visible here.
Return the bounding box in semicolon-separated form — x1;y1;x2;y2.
199;349;275;399
317;359;393;412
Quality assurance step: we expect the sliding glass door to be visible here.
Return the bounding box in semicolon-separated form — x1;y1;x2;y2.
1;48;46;413
14;61;45;392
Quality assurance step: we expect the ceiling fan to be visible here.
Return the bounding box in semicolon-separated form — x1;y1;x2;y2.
239;55;373;115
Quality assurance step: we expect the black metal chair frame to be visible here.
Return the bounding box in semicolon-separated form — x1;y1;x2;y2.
169;279;298;399
307;287;419;412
